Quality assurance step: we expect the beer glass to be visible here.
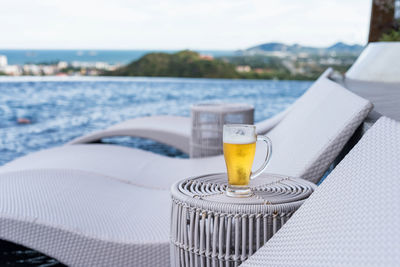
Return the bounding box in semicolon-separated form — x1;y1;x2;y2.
223;124;272;197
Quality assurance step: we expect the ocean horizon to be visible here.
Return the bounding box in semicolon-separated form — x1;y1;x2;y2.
0;49;235;65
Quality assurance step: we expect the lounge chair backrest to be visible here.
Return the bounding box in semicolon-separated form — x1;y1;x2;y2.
243;117;400;266
255;68;334;134
263;70;373;183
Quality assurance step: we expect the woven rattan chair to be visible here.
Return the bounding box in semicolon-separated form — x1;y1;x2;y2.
68;107;288;154
242;117;400;266
345;42;400;121
0;71;372;266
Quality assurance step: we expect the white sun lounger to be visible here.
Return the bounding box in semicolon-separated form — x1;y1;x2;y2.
67;70;333;152
67;101;289;154
344;42;400;122
0;72;372;266
346;42;400;83
0;169;172;266
242;116;400;266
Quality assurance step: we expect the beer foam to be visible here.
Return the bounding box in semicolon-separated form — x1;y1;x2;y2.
223;132;256;144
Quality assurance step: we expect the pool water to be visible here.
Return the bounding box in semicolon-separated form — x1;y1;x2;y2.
0;77;311;166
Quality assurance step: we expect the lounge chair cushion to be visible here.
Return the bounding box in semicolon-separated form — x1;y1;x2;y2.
0;169;170;266
0;144;226;190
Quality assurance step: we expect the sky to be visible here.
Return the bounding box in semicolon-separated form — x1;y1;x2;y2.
0;0;371;50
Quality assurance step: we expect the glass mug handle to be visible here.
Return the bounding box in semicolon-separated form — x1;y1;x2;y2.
250;135;272;179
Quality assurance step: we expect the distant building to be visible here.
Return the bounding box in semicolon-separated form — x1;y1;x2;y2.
95;62;108;69
319;58;342;65
236;65;251;73
297;52;309;59
254;68;265;74
57;61;68;69
199;54;214;60
3;65;22;76
42;66;56;75
269;51;289;58
23;64;41;75
0;55;7;68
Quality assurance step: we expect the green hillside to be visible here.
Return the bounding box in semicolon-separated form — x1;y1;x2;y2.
107;49;354;80
109;50;239;78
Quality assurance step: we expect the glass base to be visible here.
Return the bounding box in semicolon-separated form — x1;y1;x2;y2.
226;185;252;198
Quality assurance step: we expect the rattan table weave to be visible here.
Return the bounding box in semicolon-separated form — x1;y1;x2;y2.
170;173;316;267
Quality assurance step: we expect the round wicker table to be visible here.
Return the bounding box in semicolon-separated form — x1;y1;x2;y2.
170;173;316;267
190;103;254;158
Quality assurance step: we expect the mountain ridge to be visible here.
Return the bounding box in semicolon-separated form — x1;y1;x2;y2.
242;41;364;55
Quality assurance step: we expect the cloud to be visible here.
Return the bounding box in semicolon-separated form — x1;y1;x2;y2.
0;0;371;49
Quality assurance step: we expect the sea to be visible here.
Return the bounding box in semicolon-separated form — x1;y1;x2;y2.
0;49;235;65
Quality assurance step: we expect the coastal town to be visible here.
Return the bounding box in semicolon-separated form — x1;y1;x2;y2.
0;42;362;79
0;54;120;76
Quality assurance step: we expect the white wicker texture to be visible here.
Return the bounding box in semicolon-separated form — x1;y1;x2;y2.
170;173;316;267
0;169;171;266
242;117;400;267
190;103;254;158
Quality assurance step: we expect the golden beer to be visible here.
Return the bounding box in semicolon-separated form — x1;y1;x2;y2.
223;124;272;197
223;142;256;186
